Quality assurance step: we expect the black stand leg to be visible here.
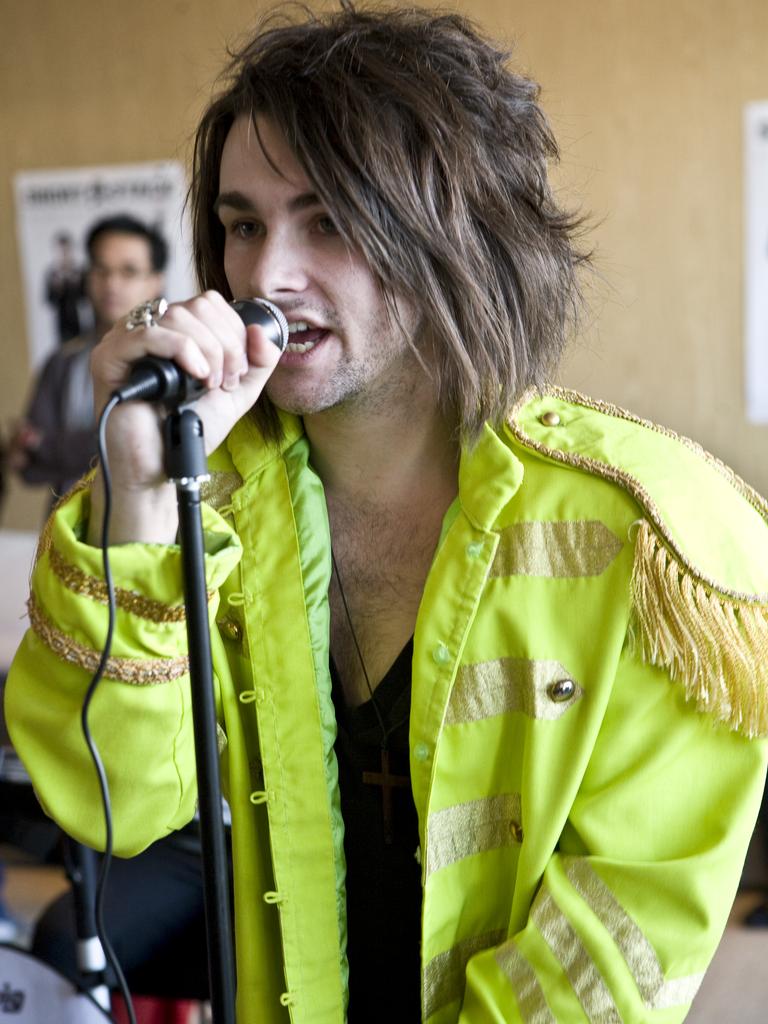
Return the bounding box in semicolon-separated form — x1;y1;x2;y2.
64;836;111;1011
163;408;236;1024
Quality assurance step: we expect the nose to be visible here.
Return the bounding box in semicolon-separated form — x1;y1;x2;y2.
247;230;310;301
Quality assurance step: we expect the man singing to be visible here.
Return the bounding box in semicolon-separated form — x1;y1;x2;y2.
6;6;768;1022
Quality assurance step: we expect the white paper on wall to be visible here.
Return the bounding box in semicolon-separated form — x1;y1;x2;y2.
745;101;768;424
14;161;195;370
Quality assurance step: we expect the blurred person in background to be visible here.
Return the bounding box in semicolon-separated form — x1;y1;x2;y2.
9;215;167;503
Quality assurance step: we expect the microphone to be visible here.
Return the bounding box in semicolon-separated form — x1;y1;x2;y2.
113;298;289;404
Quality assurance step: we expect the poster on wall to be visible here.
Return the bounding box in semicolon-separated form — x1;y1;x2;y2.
14;161;196;370
745;101;768;424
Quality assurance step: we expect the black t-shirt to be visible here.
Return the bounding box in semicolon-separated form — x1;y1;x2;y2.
330;639;422;1022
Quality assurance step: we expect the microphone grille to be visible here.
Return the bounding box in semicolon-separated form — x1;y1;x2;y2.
253;298;289;352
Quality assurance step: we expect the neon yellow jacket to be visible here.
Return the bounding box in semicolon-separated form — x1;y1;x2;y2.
6;387;768;1023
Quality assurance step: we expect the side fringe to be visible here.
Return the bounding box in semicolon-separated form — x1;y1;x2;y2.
629;521;768;738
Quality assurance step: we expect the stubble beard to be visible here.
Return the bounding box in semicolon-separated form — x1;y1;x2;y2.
267;317;427;420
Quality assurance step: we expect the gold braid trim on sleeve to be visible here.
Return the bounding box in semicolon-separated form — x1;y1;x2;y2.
629;521;768;738
48;546;196;623
27;595;190;685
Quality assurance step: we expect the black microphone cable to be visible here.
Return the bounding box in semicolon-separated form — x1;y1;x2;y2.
79;391;137;1024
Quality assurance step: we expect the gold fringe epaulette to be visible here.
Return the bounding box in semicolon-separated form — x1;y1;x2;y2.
507;387;768;739
629;521;768;738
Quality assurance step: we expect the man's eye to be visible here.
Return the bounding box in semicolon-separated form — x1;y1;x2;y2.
230;221;259;239
315;216;339;236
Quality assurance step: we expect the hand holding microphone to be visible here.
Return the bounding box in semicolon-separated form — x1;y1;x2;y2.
114;298;289;404
88;291;287;546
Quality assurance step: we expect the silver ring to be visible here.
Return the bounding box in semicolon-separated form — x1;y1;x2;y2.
125;297;169;331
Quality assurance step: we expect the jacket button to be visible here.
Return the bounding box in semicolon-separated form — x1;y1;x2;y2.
433;643;452;665
548;678;576;702
414;741;430;762
539;411;561;427
466;541;484;559
220;619;243;642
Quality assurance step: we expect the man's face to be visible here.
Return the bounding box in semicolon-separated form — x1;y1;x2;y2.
216;114;425;417
86;232;163;328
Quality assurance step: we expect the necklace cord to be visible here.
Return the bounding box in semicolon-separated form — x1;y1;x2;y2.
331;550;407;749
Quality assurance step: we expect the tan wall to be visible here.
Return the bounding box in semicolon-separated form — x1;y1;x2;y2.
2;0;767;529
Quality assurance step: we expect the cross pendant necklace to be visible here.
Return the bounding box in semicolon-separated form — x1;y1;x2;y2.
332;550;411;845
363;747;410;845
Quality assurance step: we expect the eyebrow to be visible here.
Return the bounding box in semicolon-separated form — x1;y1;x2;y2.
213;190;322;216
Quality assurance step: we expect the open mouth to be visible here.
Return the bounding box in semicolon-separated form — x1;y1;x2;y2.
285;321;329;354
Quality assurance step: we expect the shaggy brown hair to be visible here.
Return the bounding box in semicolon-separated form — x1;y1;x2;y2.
191;3;588;442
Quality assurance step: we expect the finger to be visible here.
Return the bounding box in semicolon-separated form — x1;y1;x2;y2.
159;304;231;390
233;323;283;398
193;322;284;425
244;321;287;372
178;292;250;390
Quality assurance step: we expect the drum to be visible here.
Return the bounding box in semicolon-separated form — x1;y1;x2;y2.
0;943;111;1021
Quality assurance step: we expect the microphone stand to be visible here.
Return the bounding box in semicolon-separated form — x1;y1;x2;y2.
162;405;236;1024
66;837;111;1011
110;299;287;1023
